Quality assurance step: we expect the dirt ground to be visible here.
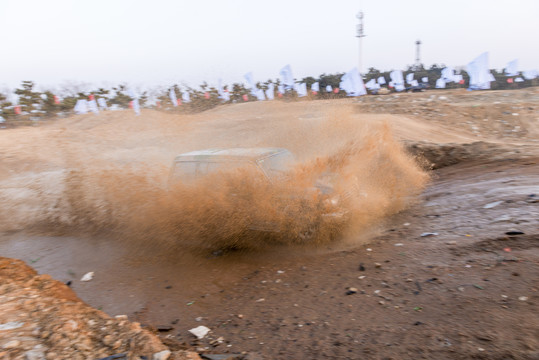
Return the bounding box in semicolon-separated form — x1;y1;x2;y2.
0;88;538;359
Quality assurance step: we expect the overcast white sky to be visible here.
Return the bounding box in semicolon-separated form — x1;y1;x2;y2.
1;0;538;90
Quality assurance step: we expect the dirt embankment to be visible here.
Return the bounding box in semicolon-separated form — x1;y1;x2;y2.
0;257;201;360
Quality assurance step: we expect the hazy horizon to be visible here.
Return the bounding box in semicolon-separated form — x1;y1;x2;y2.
1;0;538;91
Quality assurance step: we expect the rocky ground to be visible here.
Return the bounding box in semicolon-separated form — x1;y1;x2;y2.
0;88;538;359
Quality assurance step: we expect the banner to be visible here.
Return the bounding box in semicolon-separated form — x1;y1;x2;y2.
340;68;366;96
435;78;446;88
97;98;108;109
406;73;414;84
279;65;295;90
311;82;319;93
505;59;519;76
74;99;88;114
169;88;178;107
326;85;332;92
421;77;428;83
377;76;386;85
265;83;275;100
467;52;491;90
390;70;404;91
182;91;191;103
296;83;307;97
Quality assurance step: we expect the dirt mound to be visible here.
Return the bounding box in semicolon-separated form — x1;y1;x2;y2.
0;257;199;360
405;141;539;169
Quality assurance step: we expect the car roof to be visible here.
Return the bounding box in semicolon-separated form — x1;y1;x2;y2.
174;148;290;162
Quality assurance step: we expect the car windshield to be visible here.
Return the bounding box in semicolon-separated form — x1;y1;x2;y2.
257;151;295;180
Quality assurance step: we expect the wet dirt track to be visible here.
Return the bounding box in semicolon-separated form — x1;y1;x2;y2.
1;88;538;359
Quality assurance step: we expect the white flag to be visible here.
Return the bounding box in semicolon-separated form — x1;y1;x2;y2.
377;76;386;85
410;80;419;87
505;59;519;76
441;67;456;82
453;74;463;82
265;83;275;100
74;99;88;114
277;85;285;94
406;73;414;84
244;72;257;96
523;70;538;80
467;52;491;90
182;91;191;103
340;68;366;96
296;83;307;97
325;85;333;92
169;89;178;106
97;98;108;110
365;79;376;90
514;77;524;82
390;70;404;89
311;82;320;92
132;98;140;116
88;99;99;114
256;88;266;101
217;79;230;101
279;65;295;89
435;78;446;88
421;77;428;83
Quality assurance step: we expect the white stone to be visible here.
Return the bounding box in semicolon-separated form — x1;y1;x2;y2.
188;325;210;339
152;350;171;360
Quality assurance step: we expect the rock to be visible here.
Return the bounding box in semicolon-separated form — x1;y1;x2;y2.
421;232;439;237
102;334;114;346
2;340;21;349
255;298;265;302
189;325;211;339
25;349;45;360
483;201;503;209
157;325;173;332
0;321;24;330
80;272;94;282
346;287;358;295
152;350;171;360
358;263;366;271
374;263;382;268
518;296;528;301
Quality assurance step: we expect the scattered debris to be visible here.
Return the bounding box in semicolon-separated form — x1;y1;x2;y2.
394;243;404;246
80;272;94;282
188;325;211;339
374;263;382;268
358;263;366;271
518;296;528;301
346;287;358;295
483;201;503;209
255;298;265;302
421;232;439;237
505;231;525;235
0;321;24;331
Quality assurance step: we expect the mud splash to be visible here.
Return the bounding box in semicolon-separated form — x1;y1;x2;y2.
0;109;429;252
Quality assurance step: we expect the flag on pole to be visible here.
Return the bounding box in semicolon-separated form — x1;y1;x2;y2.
505;59;519;76
169;88;178;107
435;78;446;88
97;98;108;110
182;91;191;103
74;99;88;114
265;83;275;100
467;52;491;90
296;83;307;97
14;105;21;115
53;95;60;104
244;72;257;96
279;65;295;90
340;68;366;96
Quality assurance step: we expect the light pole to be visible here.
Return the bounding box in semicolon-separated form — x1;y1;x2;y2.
356;11;366;75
